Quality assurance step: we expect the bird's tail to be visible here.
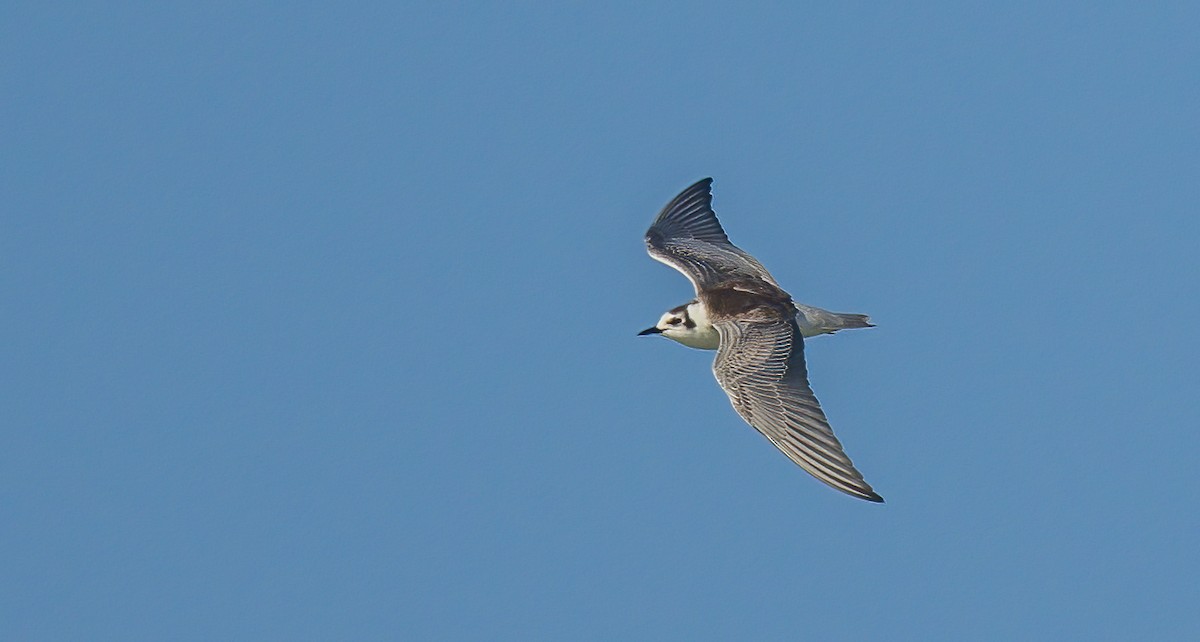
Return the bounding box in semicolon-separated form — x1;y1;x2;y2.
794;304;875;338
828;312;874;331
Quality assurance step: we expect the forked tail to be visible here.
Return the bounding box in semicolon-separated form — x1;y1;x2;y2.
794;303;875;338
829;312;873;330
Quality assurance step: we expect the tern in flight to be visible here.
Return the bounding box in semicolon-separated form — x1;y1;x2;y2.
639;178;882;502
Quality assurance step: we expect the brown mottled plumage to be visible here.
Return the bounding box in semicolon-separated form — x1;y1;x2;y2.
639;178;882;502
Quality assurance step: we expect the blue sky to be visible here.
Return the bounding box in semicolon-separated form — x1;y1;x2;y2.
4;2;1198;639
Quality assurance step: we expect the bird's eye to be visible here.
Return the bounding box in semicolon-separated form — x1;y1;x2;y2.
669;318;681;325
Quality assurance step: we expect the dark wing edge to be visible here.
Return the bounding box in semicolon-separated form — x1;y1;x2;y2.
644;178;781;291
712;317;883;503
646;177;729;244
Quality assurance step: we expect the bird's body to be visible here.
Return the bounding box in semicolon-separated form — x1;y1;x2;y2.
639;178;882;502
649;295;873;350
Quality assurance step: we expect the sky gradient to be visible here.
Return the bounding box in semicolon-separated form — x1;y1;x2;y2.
4;3;1199;639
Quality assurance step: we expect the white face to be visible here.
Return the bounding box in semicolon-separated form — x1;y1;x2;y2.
655;311;689;336
650;307;720;350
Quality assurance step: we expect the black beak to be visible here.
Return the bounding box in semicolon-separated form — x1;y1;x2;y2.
638;326;663;336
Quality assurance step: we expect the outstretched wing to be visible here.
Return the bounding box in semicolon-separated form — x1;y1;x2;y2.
712;315;882;502
645;178;781;294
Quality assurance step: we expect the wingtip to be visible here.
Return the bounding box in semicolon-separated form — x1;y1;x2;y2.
679;177;714;198
846;484;884;503
677;177;714;199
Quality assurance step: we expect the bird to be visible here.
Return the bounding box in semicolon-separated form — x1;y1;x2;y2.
638;178;882;502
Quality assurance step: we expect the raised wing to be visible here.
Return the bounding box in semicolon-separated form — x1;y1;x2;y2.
712;315;882;502
645;178;781;294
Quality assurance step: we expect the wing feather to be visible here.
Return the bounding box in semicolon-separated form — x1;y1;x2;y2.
712;317;882;502
645;178;781;293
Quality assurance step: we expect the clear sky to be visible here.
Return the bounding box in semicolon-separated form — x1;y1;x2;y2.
4;2;1198;640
